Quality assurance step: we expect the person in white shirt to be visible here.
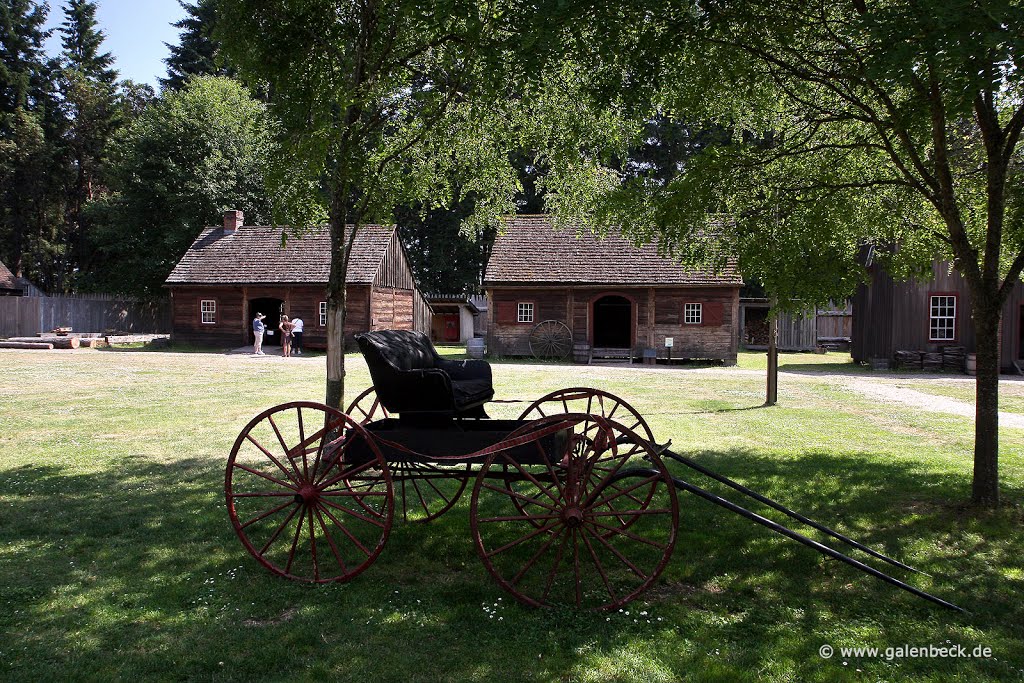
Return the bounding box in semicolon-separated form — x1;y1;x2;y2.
291;316;304;355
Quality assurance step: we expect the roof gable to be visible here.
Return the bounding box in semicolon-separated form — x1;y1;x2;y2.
484;215;742;287
165;224;397;286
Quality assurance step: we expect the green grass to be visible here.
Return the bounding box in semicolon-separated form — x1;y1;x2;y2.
1;349;1023;681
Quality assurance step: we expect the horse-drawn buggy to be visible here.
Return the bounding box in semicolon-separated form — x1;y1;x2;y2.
225;330;960;612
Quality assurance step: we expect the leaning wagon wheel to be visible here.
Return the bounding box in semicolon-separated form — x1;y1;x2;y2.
529;320;573;361
471;414;678;610
226;402;394;583
512;388;659;531
346;387;470;523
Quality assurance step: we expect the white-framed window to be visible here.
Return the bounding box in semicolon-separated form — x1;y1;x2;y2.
929;295;956;341
684;302;702;325
319;301;328;327
200;299;216;324
517;302;534;323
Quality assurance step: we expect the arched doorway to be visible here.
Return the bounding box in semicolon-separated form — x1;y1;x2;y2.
592;295;633;348
249;297;285;345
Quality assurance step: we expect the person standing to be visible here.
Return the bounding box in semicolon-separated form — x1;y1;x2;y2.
252;313;266;355
291;315;304;355
279;315;295;357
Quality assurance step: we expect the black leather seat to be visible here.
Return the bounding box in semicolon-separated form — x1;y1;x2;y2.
355;330;494;417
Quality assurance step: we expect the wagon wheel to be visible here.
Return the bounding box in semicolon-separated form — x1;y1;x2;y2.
226;401;394;582
471;415;678;609
512;389;658;531
529;320;573;361
347;387;470;523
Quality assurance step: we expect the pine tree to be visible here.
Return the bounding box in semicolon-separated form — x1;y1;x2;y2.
0;0;64;287
58;0;121;289
161;0;231;92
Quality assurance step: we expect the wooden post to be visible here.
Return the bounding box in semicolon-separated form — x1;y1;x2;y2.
766;300;779;406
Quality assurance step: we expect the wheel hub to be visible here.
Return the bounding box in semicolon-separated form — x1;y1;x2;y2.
561;506;585;528
294;484;319;505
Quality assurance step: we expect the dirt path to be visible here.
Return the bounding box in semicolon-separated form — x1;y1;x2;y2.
840;377;1024;429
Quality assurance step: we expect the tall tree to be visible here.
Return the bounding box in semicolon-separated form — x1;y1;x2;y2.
0;0;64;289
58;0;120;289
85;76;273;298
535;1;1024;506
217;0;518;408
161;0;232;91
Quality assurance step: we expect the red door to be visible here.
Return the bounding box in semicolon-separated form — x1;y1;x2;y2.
443;314;460;342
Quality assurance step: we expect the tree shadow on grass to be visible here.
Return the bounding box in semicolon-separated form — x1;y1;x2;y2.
1;451;1022;682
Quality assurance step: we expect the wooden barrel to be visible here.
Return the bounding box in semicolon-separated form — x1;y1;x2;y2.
466;337;485;359
966;353;977;376
572;343;591;364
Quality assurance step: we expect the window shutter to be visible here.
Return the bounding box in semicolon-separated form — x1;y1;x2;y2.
703;301;724;326
496;301;516;324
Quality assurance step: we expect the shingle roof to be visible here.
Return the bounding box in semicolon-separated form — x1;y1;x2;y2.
484;215;742;287
0;260;24;292
165;224;397;285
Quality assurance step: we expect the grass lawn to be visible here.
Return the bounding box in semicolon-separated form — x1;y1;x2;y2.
1;347;1023;682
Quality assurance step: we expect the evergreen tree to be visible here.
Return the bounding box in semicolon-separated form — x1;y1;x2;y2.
0;0;65;288
161;0;231;92
58;0;121;289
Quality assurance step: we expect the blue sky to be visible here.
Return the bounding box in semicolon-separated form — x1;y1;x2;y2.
43;0;188;88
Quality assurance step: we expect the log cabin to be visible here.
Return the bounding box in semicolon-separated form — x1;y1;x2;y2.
851;250;1024;371
484;215;743;363
164;211;432;348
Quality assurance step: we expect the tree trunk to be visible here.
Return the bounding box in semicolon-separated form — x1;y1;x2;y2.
765;304;779;406
324;212;348;410
971;304;1000;506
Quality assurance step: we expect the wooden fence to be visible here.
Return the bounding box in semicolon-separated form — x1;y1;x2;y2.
0;294;171;338
816;300;854;343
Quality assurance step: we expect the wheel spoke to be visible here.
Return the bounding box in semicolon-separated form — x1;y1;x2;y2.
307;505;319;581
587;517;668;549
579;525;616;604
510;526;567;586
259;504;301;555
541;528;572;602
314;506;349;575
244;435;301;486
480;481;560;513
586;474;661;511
240;499;295;529
317;503;373;557
586;524;648;579
284;506;306;574
320;497;386;527
485;519;562;558
233;462;298;491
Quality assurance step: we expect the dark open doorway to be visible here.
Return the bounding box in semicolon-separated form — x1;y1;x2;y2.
250;297;285;345
592;295;632;348
1019;304;1024;359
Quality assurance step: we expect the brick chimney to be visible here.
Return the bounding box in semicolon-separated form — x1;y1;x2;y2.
223;210;244;234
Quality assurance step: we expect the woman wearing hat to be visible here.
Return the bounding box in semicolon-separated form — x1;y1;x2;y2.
252;312;266;355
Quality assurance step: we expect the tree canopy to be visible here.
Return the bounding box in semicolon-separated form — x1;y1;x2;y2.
85;76;273;297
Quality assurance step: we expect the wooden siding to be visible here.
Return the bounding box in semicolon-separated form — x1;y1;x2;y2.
413;289;433;336
852;260;1023;369
373;232;418;289
487;286;739;361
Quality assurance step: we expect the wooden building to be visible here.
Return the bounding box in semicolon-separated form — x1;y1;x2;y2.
851;255;1024;370
427;294;480;343
0;260;42;297
484;215;743;362
165;211;431;348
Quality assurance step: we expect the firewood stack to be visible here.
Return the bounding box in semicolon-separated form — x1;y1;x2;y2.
922;352;944;372
894;350;922;370
941;346;966;373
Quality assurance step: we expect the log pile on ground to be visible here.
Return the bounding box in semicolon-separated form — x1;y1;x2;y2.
894;350;922;370
0;341;54;350
7;336;80;349
922;352;943;372
942;346;966;373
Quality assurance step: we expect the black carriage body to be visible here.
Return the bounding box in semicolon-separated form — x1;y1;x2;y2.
345;417;568;466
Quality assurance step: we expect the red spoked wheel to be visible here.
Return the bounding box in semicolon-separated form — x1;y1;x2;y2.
226;401;393;582
514;389;658;531
470;414;678;610
347;387;469;523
